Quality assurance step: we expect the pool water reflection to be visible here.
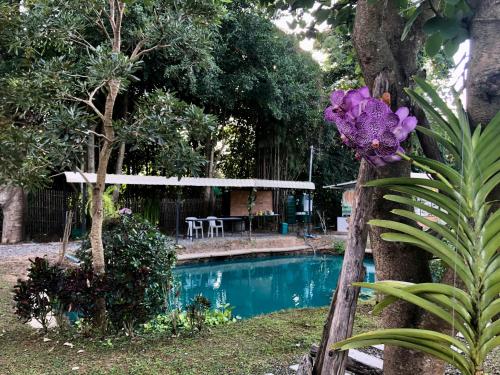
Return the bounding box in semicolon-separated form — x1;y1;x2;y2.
173;254;375;318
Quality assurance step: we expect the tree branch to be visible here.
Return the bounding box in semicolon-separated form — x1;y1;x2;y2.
95;10;112;42
130;39;145;60
130;44;168;61
68;30;97;52
75;128;113;143
66;95;105;121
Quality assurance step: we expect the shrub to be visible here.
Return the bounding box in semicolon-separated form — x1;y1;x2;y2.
12;258;63;332
12;258;107;332
77;213;177;333
331;240;345;254
143;298;237;335
186;294;211;333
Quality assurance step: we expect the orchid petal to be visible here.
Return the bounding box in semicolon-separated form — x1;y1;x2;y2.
402;116;417;132
324;106;336;122
359;86;371;98
395;107;409;121
330;90;345;108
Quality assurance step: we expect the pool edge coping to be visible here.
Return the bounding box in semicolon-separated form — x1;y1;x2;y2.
177;245;373;263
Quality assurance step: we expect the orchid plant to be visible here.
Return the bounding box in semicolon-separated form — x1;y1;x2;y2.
324;86;417;166
328;78;500;375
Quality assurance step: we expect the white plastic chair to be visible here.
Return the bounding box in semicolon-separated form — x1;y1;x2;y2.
186;217;204;240
207;216;224;238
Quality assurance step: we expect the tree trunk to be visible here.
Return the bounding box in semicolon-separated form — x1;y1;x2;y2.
467;0;500;211
351;1;438;374
369;162;434;374
89;79;119;275
0;186;24;244
466;0;500;128
314;161;375;375
89;0;125;276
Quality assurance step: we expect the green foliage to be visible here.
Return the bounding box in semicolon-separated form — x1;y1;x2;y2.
332;79;500;375
12;257;105;332
420;1;472;57
198;6;323;180
142;197;161;225
86;186;119;219
78;214;177;332
331;240;346;255
429;258;446;282
12;258;63;332
261;0;356;33
0;123;55;188
265;0;473;60
0;0;226;188
143;299;237;335
247;188;257;216
320;30;364;90
187;294;212;333
128;89;215;177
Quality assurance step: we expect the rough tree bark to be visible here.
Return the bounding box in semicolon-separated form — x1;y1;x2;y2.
314;160;375;374
0;186;24;244
351;2;439;374
467;0;500;128
313;2;444;373
467;0;500;209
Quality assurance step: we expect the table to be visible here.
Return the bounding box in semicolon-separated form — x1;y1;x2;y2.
250;213;280;232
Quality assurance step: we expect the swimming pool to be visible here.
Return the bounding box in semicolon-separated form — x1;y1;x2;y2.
173;254;375;318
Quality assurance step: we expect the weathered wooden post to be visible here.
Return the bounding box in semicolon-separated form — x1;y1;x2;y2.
313;160;376;374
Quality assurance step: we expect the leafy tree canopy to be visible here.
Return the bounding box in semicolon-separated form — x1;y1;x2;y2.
0;0;226;187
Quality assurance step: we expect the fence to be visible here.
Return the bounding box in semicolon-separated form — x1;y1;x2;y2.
24;190;222;240
25;190;82;241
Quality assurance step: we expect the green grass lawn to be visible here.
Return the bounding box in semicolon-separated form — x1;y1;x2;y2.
0;261;378;375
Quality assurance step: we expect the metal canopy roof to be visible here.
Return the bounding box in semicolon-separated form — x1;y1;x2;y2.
64;172;315;190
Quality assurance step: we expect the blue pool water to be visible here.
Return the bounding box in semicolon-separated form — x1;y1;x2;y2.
173;254;375;318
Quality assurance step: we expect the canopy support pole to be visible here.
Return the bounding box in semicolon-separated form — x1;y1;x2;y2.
175;189;181;244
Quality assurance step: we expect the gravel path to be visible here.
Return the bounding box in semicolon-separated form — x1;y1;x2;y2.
0;241;80;259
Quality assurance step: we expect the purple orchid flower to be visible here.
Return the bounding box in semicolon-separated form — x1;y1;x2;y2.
324;87;417;166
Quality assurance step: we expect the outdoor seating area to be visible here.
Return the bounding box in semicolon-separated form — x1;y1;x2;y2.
63;172;315;243
186;216;240;239
185;214;282;240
